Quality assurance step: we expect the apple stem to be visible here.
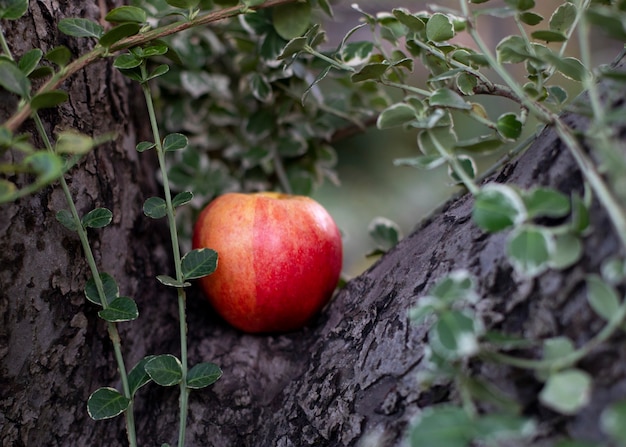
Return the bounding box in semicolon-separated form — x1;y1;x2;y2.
141;71;190;447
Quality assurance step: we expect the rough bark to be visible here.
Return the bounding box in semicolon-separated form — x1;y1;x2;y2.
1;2;173;445
2;3;626;447
172;103;624;446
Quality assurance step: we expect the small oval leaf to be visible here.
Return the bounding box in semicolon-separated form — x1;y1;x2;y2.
143;196;167;219
105;5;147;24
187;362;222;389
181;248;218;280
87;387;130;420
128;355;156;396
98;296;139;322
145;354;183;386
85;272;119;306
82;207;113;229
163;133;188;152
58;18;104;38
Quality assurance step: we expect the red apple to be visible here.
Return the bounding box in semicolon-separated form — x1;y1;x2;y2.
192;192;342;333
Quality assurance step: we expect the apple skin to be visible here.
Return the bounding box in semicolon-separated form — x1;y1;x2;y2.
192;192;342;333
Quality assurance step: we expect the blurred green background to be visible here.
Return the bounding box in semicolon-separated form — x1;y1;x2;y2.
313;0;623;277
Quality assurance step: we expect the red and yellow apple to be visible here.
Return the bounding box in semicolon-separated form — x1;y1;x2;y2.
192;192;342;333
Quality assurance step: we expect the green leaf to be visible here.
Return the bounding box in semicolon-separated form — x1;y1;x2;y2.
586;274;621;321
87;387;130;420
519;11;543;26
172;191;193;208
272;2;311;40
136;141;155;152
55;131;94;154
504;0;535;11
0;60;31;97
429;88;472;110
506;225;553;277
601;258;626;285
82;207;113;228
145;354;183;386
166;0;200;8
368;216;402;253
431;310;479;358
143;196;167;219
550;3;577;33
18;49;43;76
45;46;72;68
351;62;389;83
113;53;143;70
496;113;523;140
341;41;374;64
377;103;417;129
98;296;139;322
410;405;473;447
181;248;218;280
448;155;476;184
548;85;568;104
277;37;307;59
128;355;156;396
30;90;69;110
429;270;477;304
543;336;575;362
156;274;191;288
105;6;147;24
454;135;502;154
393;8;425;32
531;30;567;42
523;187;570;218
549;233;583;270
570;193;590;234
418;126;456;156
601;400;626;445
456;72;478;96
163;133;188;152
25;151;63;182
187;362;222;389
472;183;526;232
496;35;530;64
56;209;79;232
58;18;104;38
474;413;535;443
85;272;119;306
426;13;455;42
539;369;591;415
99;23;141;48
145;64;169;81
545;54;587;82
0;0;28;20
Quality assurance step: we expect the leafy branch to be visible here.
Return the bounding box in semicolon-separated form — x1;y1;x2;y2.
3;0;298;133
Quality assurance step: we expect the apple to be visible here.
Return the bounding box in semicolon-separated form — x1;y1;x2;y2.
192;192;342;333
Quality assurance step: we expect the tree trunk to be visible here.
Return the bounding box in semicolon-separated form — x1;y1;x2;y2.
1;2;173;445
2;3;625;447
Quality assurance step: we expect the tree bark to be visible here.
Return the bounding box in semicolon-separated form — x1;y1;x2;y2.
1;2;173;445
2;3;626;447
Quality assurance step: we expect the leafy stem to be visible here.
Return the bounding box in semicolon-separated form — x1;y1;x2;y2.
32;112;136;446
140;67;189;447
430;131;479;196
483;294;626;372
4;0;299;133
